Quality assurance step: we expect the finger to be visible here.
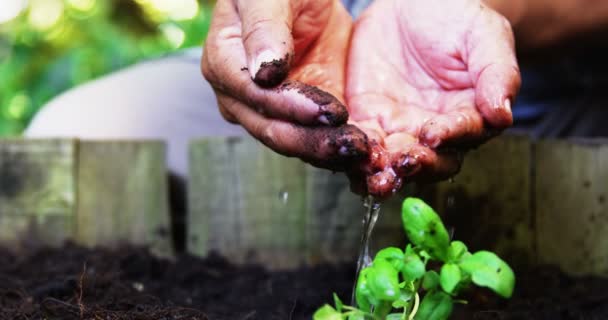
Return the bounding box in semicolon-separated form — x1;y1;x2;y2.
202;1;348;126
418;107;493;149
388;143;462;182
235;0;293;87
218;94;369;169
289;0;352;99
468;7;521;128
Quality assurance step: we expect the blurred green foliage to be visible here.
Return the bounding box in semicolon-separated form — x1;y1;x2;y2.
0;0;214;136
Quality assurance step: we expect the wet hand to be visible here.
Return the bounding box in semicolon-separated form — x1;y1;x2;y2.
345;0;521;197
202;0;369;171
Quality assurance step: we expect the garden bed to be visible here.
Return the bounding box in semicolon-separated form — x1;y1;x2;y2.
1;244;607;320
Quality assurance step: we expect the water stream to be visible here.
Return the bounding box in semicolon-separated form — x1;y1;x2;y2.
351;195;382;306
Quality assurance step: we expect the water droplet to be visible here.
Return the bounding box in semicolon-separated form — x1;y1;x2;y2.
132;282;144;292
278;189;288;204
447;195;455;207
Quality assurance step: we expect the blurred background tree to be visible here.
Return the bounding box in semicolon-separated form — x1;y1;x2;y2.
0;0;214;136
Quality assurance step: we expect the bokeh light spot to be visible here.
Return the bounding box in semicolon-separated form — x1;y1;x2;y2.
161;24;185;48
6;93;31;120
0;0;28;24
138;0;199;21
67;0;96;12
28;0;64;30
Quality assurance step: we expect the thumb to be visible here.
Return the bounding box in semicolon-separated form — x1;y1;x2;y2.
235;0;294;87
468;7;521;128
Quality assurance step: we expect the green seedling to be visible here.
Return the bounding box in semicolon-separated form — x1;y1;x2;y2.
314;197;515;320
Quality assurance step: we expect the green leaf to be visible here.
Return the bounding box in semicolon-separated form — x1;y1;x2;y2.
459;251;515;298
439;264;461;294
401;198;450;261
422;271;440;291
387;313;404;320
402;251;425;282
313;304;342;320
333;293;343;312
447;241;468;262
356;268;373;312
367;259;401;301
347;313;366;320
414;291;454;320
375;247;406;271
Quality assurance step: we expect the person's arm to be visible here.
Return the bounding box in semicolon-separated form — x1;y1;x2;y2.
486;0;608;49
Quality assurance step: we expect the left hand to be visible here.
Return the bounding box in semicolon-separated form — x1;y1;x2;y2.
345;0;521;197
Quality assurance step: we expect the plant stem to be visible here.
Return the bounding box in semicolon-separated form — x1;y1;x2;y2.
407;293;420;320
372;301;392;319
405;279;422;318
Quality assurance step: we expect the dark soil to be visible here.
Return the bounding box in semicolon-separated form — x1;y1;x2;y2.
1;244;607;320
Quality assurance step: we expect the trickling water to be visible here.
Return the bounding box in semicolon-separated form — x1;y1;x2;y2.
278;189;289;204
447;195;455;207
351;195;381;306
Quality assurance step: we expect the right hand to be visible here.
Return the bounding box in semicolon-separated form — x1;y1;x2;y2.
202;0;370;171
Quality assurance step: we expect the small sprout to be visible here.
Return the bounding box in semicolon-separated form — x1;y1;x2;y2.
313;304;342;320
333;293;343;312
314;197;515;319
447;241;468;262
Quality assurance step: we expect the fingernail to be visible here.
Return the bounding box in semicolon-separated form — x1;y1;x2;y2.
251;50;289;87
504;98;511;112
330;125;369;158
319;104;348;126
393;154;421;177
249;50;276;76
318;114;330;125
424;134;441;148
422;127;447;148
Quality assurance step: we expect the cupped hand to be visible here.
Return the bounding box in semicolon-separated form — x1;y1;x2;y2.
345;0;521;197
202;0;369;171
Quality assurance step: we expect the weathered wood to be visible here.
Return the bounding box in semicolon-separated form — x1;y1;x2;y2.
536;139;608;276
417;135;534;266
188;136;406;269
75;141;171;256
0;139;76;250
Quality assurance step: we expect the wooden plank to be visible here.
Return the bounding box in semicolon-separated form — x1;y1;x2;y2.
536;139;608;276
189;137;307;268
189;137;407;268
417;135;534;266
304;166;362;264
75;141;171;256
0;139;75;250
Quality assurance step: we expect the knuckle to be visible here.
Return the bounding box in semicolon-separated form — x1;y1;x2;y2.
218;105;238;124
259;123;278;147
200;55;214;81
241;18;273;45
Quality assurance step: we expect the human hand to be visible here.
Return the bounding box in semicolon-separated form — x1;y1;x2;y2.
345;0;521;197
202;0;369;171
